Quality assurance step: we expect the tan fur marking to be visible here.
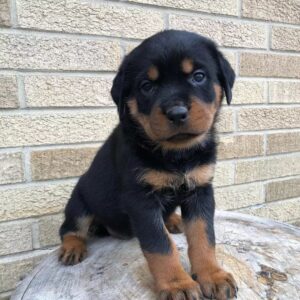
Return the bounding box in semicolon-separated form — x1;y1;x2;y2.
187;164;215;188
189;97;216;130
59;234;87;265
159;134;207;151
139;169;179;190
144;233;199;293
127;98;139;115
184;219;237;298
214;83;223;106
165;213;184;234
139;164;215;190
148;65;159;81
185;219;219;275
181;58;194;74
128;97;219;151
127;99;157;141
159;98;217;151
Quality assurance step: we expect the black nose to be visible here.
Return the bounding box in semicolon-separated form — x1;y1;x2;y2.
166;106;188;125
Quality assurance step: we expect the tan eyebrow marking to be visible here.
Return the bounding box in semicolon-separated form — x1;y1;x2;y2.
181;58;194;74
148;65;159;80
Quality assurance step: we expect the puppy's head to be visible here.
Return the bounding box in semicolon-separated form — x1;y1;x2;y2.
111;30;235;150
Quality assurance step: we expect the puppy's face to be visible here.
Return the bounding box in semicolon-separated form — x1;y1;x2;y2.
111;30;235;150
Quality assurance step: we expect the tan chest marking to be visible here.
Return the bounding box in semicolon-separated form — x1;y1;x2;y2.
139;164;215;191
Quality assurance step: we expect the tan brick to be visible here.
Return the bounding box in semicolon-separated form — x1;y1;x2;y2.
0;250;51;292
17;0;164;39
38;214;64;247
267;132;300;154
0;152;24;185
266;177;300;202
215;183;264;210
237;107;300;131
0;76;18;108
0;33;121;71
129;0;237;15
235;154;300;184
0;220;32;256
216;109;234;133
0;0;10;26
169;15;266;48
271;26;300;52
213;161;235;187
242;0;300;25
0;182;74;222
222;51;236;70
269;81;300;103
240;53;300;78
25;75;114;107
0;111;118;148
124;42;140;55
241;197;300;223
218;135;264;160
31;147;98;181
233;80;266;104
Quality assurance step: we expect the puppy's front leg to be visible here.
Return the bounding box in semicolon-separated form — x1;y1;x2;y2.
181;185;238;300
127;199;201;300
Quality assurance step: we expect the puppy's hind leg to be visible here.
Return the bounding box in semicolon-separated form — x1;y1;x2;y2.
59;186;93;266
165;212;184;234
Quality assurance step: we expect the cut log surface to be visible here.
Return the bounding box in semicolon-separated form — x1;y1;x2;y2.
12;211;300;300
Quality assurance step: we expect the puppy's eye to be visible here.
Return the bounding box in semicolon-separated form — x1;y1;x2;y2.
192;70;206;83
140;80;153;93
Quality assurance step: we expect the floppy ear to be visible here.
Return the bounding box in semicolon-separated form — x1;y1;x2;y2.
111;58;130;118
217;52;235;105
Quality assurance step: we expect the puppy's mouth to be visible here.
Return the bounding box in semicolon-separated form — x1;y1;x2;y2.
166;132;201;142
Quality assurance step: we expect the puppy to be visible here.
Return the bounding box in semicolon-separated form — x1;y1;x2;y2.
59;30;238;300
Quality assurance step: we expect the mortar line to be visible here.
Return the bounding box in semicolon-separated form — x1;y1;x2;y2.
266;24;271;50
238;196;300;211
9;0;18;27
0;142;102;154
16;75;26;108
238;0;242;18
2;70;298;81
0;106;117;114
23;147;31;182
0;69;117;76
31;220;41;250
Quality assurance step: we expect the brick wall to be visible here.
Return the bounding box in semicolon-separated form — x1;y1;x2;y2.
0;0;299;297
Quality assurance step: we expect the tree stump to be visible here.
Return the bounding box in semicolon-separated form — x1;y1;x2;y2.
11;211;300;300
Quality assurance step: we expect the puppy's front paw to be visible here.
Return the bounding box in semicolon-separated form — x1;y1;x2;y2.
158;278;202;300
194;268;238;300
58;235;87;266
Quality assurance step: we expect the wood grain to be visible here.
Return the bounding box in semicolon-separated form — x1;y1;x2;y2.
11;211;300;300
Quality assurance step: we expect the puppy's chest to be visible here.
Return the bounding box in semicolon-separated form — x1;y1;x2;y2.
138;164;215;192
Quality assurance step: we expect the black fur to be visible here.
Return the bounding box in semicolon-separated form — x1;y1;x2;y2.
60;30;235;255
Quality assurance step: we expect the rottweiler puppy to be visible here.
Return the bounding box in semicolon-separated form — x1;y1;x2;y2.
59;30;238;300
